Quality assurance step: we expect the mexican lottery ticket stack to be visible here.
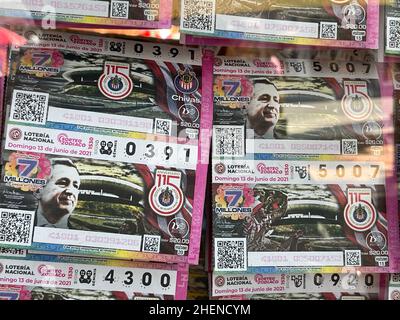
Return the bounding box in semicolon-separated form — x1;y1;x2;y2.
181;0;379;49
210;54;399;299
0;28;213;272
0;0;172;29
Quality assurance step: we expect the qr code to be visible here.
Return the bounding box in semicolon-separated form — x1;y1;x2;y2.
320;22;337;40
345;250;361;266
111;0;129;19
142;235;161;253
155;118;172;136
388;18;400;49
181;0;215;33
214;238;247;271
0;209;35;246
10;90;49;125
213;126;244;157
342;139;358;155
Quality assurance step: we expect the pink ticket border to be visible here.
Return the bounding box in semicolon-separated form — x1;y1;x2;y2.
183;0;379;50
0;0;172;29
379;63;400;273
175;263;190;300
0;44;6;142
379;273;389;300
187;49;214;265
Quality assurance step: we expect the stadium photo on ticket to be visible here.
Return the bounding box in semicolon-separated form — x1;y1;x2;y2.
0;0;172;29
180;0;379;48
0;29;213;264
211;56;397;273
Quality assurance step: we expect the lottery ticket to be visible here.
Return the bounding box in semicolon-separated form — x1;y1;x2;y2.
180;0;379;49
0;29;213;265
0;252;188;299
388;273;400;300
0;0;172;29
211;56;397;273
211;271;383;299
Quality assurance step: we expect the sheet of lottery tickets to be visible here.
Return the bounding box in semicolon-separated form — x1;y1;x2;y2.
180;0;379;49
0;28;213;265
0;249;188;299
392;64;400;271
0;0;172;29
211;55;399;274
210;271;386;300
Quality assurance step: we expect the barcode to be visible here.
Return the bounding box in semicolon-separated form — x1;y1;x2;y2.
345;250;361;266
142;235;161;253
111;0;129;19
320;22;337;40
342;139;358;155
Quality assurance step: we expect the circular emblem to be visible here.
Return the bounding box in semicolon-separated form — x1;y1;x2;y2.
391;290;400;300
214;163;226;174
178;104;199;122
362;121;382;140
168;217;190;238
366;231;387;251
98;62;133;100
341;94;373;121
344;201;377;232
24;30;38;42
149;185;184;217
394;72;400;83
174;68;199;94
0;263;3;274
214;276;225;287
214;57;223;67
342;4;366;24
9;128;22;141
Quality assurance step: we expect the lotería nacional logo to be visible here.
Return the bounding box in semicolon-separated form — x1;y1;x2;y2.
8;128;22;141
214;275;225;287
174;68;199;94
149;170;184;217
98;62;133;100
214;163;226;174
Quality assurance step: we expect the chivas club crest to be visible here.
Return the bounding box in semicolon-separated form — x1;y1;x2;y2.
341;81;373;121
344;188;377;232
149;170;184;217
98;62;133;100
174;68;199;94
